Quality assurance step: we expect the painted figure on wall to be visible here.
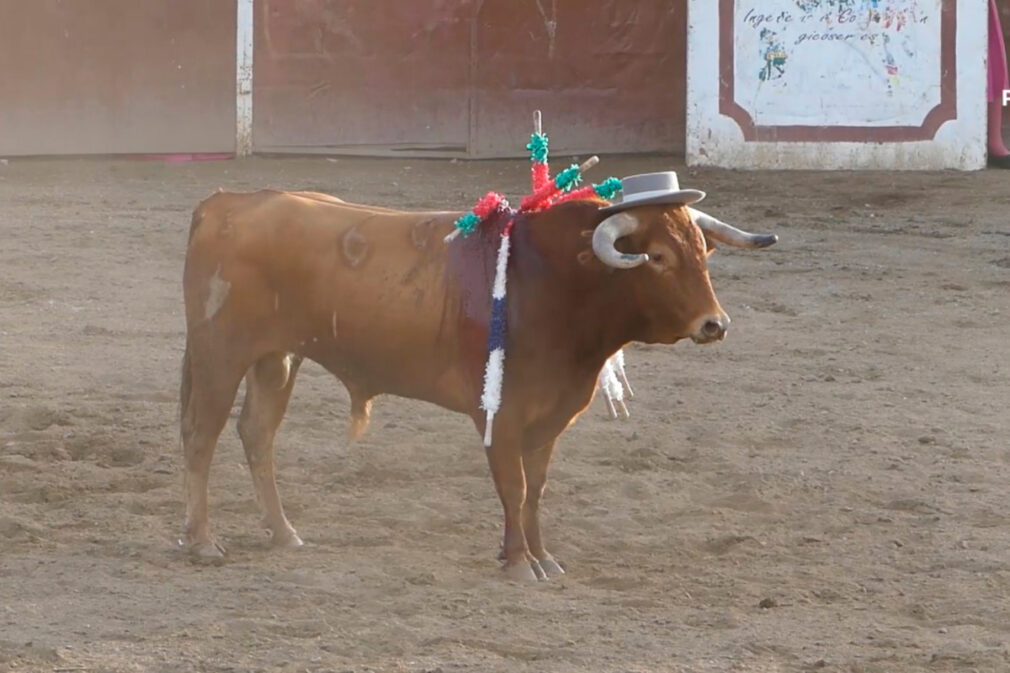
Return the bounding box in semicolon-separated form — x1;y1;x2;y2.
754;1;927;101
881;34;900;94
758;28;788;81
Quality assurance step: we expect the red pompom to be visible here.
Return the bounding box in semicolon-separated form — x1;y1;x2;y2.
472;192;506;218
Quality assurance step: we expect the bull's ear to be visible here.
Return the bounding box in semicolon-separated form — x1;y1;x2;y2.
703;233;717;257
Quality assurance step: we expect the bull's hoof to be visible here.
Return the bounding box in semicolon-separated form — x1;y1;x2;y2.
503;561;542;582
538;556;565;578
182;539;226;564
270;530;304;550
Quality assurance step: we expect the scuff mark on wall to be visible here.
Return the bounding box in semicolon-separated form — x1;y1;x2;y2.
534;0;559;59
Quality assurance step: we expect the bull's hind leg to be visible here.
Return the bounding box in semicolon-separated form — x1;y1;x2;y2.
180;345;245;560
346;384;373;442
238;353;303;548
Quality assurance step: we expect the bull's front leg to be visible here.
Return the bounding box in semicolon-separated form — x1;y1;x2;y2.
484;426;545;582
521;439;564;577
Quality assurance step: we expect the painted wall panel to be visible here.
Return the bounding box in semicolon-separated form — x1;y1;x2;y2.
687;0;987;169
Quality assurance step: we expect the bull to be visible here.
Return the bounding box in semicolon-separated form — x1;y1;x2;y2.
179;186;775;580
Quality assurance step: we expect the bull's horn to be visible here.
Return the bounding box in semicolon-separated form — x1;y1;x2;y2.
592;212;649;269
689;208;778;249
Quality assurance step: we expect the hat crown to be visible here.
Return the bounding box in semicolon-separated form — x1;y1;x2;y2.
599;170;704;213
621;172;681;197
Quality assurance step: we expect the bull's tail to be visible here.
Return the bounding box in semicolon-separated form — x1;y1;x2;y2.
180;192;220;449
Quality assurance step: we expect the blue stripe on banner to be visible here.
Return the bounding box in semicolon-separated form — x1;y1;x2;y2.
487;297;507;352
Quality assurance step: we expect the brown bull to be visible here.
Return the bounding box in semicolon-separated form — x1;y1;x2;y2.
179;189;775;580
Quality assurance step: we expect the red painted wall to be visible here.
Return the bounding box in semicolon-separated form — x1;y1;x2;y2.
0;0;236;155
253;0;688;157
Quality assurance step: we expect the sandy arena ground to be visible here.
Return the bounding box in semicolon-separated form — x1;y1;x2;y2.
1;156;1009;673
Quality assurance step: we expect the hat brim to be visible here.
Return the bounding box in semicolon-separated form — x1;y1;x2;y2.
599;189;705;214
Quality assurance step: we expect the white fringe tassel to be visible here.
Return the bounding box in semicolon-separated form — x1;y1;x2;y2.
599;350;632;419
481;348;505;447
613;348;634;398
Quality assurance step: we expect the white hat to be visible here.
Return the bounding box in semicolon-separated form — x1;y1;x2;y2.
600;171;705;213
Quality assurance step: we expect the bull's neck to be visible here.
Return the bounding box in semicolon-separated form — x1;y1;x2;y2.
561;280;639;367
510;209;641;372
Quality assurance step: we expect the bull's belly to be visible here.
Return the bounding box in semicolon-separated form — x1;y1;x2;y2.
289;292;487;417
303;342;480;417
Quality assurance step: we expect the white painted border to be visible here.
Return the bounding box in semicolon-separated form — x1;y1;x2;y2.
236;0;254;156
686;0;987;170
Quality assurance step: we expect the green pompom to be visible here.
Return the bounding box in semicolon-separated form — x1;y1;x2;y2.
555;164;583;192
594;177;623;201
526;132;549;164
454;212;481;237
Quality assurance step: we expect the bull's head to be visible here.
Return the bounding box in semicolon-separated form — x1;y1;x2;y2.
590;204;776;345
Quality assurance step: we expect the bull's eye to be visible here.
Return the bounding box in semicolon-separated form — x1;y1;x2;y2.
648;251;677;272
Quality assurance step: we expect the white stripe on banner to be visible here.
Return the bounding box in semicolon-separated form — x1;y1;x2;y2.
492;234;510;300
481;348;505;415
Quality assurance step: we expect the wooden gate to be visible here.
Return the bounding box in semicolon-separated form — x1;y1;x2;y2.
252;0;686;157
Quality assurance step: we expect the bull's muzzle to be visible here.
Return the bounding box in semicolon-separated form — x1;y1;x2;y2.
690;314;730;344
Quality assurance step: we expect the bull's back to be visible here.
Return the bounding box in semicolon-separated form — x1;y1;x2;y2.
183;190;475;403
186;189;455;312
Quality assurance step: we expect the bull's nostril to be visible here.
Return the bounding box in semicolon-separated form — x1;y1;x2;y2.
702;320;723;337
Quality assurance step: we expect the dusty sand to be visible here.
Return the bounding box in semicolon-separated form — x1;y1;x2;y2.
1;155;1009;673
